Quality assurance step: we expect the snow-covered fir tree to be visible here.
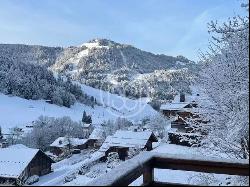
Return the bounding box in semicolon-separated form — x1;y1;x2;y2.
197;3;249;159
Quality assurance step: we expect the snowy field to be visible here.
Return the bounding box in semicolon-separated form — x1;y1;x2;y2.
0;84;157;133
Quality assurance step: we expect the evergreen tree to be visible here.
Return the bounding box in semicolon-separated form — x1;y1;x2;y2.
0;57;96;108
82;111;87;123
82;111;92;124
0;126;3;139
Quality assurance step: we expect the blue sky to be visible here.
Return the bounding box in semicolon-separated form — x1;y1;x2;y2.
0;0;247;61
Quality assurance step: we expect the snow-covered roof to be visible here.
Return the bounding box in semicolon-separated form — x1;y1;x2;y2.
99;130;157;152
160;102;191;111
89;128;104;140
114;130;154;140
0;147;39;179
50;137;88;148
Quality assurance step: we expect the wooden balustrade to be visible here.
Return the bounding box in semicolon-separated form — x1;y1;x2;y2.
87;152;249;186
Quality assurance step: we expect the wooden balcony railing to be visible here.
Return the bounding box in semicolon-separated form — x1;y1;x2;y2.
87;152;249;186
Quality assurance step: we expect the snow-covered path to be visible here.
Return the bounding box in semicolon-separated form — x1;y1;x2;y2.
33;169;68;186
34;151;103;186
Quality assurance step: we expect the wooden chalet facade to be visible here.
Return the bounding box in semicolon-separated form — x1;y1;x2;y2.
104;147;129;161
0;138;8;148
171;118;188;133
160;93;205;146
168;131;203;147
89;128;105;148
83;123;94;137
160;102;193;118
160;92;200;120
99;131;158;161
50;137;98;156
0;147;54;185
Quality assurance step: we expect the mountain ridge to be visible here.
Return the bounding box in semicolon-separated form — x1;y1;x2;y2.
0;39;197;100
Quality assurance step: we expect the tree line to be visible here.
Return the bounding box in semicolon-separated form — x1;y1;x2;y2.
0;57;96;107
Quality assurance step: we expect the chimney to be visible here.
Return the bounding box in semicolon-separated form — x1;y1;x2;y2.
180;93;185;102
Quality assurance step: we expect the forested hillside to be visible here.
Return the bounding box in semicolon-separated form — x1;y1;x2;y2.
0;57;95;107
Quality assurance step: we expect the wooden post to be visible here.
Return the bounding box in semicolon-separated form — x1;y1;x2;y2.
143;165;154;186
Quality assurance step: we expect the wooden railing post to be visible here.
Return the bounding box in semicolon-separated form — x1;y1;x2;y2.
143;165;154;186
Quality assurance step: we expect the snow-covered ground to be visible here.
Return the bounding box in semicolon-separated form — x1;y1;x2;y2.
0;84;157;133
33;150;104;186
29;143;241;186
80;84;157;120
1;83;242;186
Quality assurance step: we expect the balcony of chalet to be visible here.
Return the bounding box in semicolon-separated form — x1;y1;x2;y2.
87;152;249;186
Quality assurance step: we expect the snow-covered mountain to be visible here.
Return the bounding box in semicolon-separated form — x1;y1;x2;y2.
52;39;197;99
0;39;195;71
0;39;197;127
53;38;196;75
0;39;197;100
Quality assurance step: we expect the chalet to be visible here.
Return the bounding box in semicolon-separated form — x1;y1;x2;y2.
82;123;94;137
161;92;200;118
168;130;203;147
99;131;158;161
50;137;88;156
89;128;104;148
50;137;90;156
83;123;93;130
0;147;54;185
0;138;8;148
0;134;8;148
171;116;188;133
160;102;194;119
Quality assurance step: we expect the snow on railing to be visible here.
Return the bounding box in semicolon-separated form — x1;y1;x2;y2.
87;152;249;186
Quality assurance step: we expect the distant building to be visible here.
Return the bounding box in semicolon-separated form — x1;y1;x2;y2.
50;137;91;156
0;139;8;148
0;132;7;148
83;123;93;130
0;147;54;185
168;130;203;147
170;116;189;133
82;123;94;137
160;102;194;118
99;131;158;161
89;128;104;148
162;93;205;146
160;91;200;119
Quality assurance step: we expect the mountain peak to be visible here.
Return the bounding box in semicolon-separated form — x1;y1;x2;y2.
80;38;118;48
80;38;132;49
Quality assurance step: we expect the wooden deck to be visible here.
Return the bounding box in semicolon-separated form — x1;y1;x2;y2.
87;152;249;186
